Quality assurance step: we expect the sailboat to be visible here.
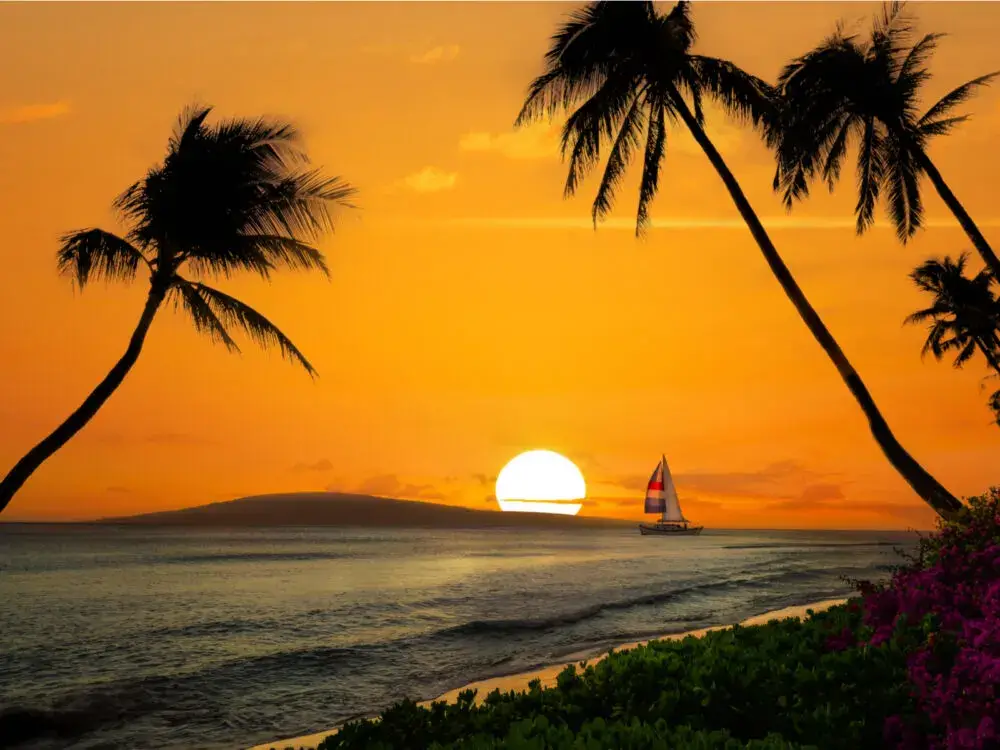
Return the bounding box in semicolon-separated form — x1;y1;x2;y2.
638;455;704;536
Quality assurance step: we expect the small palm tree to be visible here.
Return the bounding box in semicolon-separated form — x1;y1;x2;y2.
905;253;1000;374
517;0;962;518
772;1;1000;279
0;106;355;515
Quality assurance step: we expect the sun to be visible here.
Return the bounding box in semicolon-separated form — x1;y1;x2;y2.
495;450;586;515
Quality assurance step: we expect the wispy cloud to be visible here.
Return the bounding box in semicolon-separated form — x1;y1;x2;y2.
0;101;72;125
401;166;458;193
411;44;460;64
459;123;560;160
607;460;848;507
432;216;1000;231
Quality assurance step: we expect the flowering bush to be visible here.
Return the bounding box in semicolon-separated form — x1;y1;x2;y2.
857;487;1000;750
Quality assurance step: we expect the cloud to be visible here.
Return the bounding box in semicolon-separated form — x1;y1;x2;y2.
0;101;72;125
411;44;460;64
401;167;458;193
292;458;334;473
471;473;497;486
346;473;448;502
605;460;852;511
459;123;560;160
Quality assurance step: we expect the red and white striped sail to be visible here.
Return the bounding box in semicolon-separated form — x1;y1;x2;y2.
643;455;687;522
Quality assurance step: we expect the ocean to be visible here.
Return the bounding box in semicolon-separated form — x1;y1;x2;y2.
1;524;917;750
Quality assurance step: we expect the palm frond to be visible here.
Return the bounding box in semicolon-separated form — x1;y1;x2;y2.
636;102;667;236
560;71;639;197
181;280;317;376
821;117;854;191
691;55;776;131
854;117;886;234
56;229;149;288
897;32;943;81
988;389;1000;426
591;94;646;225
919;72;999;125
954;338;978;368
183;235;330;281
172;282;241;353
883;132;923;241
515;1;654;126
917;115;968;138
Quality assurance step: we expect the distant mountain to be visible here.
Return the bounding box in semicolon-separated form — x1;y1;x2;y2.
99;492;634;529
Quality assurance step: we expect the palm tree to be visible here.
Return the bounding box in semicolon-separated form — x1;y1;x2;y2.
771;1;1000;279
905;253;1000;375
0;106;355;515
516;0;962;518
905;253;1000;428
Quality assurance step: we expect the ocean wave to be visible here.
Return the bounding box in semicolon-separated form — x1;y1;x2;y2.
156;551;358;564
435;571;823;637
722;541;900;550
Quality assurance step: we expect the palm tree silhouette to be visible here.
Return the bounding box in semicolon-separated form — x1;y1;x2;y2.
0;106;355;515
516;1;962;518
905;253;1000;427
905;253;1000;374
771;1;1000;279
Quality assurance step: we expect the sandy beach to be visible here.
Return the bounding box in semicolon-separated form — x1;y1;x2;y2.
248;597;847;750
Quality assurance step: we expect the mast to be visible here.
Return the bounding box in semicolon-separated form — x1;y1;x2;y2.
660;455;668;524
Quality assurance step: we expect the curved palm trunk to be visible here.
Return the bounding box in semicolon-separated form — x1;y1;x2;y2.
670;93;963;519
0;285;168;515
914;150;1000;281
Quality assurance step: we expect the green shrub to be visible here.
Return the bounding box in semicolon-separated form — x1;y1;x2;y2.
319;603;911;750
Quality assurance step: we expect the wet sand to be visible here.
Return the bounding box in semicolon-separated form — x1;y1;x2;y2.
247;598;847;750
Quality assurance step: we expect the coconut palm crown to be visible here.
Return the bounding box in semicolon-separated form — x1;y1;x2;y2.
771;2;1000;278
515;0;775;235
905;253;1000;371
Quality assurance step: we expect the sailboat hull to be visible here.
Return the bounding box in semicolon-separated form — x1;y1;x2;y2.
638;522;704;536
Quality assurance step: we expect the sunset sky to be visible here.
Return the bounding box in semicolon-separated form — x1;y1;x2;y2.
1;2;999;529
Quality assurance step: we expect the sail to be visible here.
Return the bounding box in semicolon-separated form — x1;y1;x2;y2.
659;456;688;523
643;459;667;513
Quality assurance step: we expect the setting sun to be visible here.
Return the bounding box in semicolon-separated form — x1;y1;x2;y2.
495;450;586;515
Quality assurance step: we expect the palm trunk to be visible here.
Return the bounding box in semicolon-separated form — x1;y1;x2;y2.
0;285;168;515
670;93;963;519
914;150;1000;281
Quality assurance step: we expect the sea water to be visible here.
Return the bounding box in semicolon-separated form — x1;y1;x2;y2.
0;524;916;750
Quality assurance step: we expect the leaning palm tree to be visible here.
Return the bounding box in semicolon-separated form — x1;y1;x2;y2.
0;106;354;515
516;0;962;518
772;1;1000;279
905;253;1000;375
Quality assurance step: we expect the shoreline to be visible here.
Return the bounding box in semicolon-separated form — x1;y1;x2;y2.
248;597;847;750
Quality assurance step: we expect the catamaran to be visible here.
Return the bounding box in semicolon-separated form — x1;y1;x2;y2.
638;455;704;536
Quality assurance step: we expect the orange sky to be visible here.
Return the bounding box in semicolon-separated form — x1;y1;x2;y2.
1;2;998;529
